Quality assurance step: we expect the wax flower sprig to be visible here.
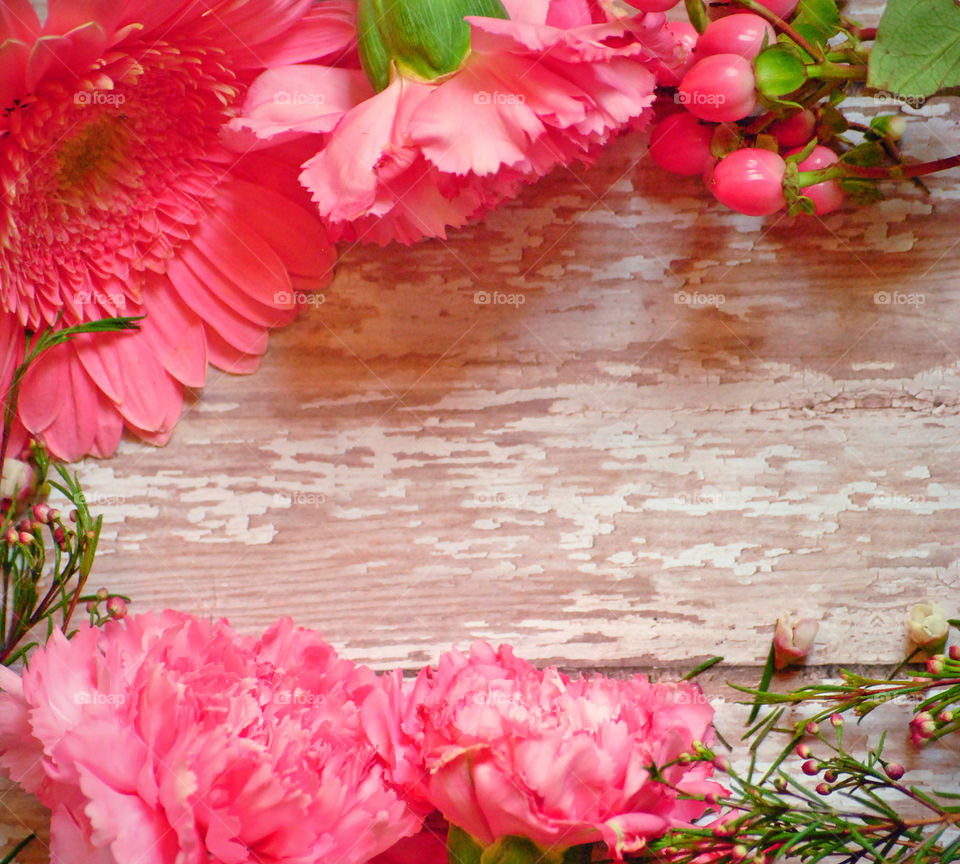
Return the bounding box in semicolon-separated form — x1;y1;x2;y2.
734;618;960;762
642;731;960;864
648;0;960;217
0;319;136;666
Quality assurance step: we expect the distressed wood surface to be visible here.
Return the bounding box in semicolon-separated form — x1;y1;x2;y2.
7;1;960;857
62;96;960;671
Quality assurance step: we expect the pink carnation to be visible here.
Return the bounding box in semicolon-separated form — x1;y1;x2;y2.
376;641;724;858
0;0;337;460
0;613;419;864
230;0;688;245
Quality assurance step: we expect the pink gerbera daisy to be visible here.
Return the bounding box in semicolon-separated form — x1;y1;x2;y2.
230;0;688;245
0;0;337;460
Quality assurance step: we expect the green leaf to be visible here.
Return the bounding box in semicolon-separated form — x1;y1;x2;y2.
792;0;841;42
683;655;723;680
748;640;778;725
684;0;708;34
868;0;960;100
754;47;808;97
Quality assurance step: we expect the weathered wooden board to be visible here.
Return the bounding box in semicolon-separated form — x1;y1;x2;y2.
61;96;960;671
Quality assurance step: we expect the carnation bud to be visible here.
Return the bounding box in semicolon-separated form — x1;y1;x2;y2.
773;613;819;670
908;601;949;653
357;0;509;92
884;762;905;780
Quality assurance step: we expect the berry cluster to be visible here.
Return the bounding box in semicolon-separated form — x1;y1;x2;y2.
635;0;909;218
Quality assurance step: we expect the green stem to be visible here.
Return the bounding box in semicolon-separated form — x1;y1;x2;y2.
798;153;960;185
807;63;867;81
729;0;825;60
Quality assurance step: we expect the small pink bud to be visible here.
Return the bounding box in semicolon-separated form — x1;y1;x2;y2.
796;744;812;758
774;614;819;669
85;601;97;614
69;509;78;523
32;503;50;522
732;845;749;861
106;597;127;620
18;531;33;544
823;769;838;783
884;763;905;780
47;508;60;522
802;760;820;776
816;782;831;795
805;721;819;735
4;528;17;545
950;645;959;661
830;713;844;727
96;587;109;602
927;656;946;675
939;710;953;724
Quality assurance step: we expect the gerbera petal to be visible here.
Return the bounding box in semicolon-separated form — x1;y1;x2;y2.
0;40;29;116
0;0;40;43
166;258;271;357
17;347;68;435
139;274;208;389
238;1;359;69
73;333;183;433
203;330;263;375
25;22;109;91
216;180;335;282
43;0;123;37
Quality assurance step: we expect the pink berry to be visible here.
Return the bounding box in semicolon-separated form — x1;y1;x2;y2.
649;113;716;176
679;54;758;122
753;0;800;19
787;145;844;215
696;14;776;60
622;0;680;10
711;148;786;216
770;109;816;149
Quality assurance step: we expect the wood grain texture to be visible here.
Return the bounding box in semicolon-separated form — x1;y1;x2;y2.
63;94;960;670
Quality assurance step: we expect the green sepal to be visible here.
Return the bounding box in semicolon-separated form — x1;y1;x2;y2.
447;826;572;864
710;123;742;159
781;161;817;216
357;0;509;93
684;0;709;34
754;46;808;97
